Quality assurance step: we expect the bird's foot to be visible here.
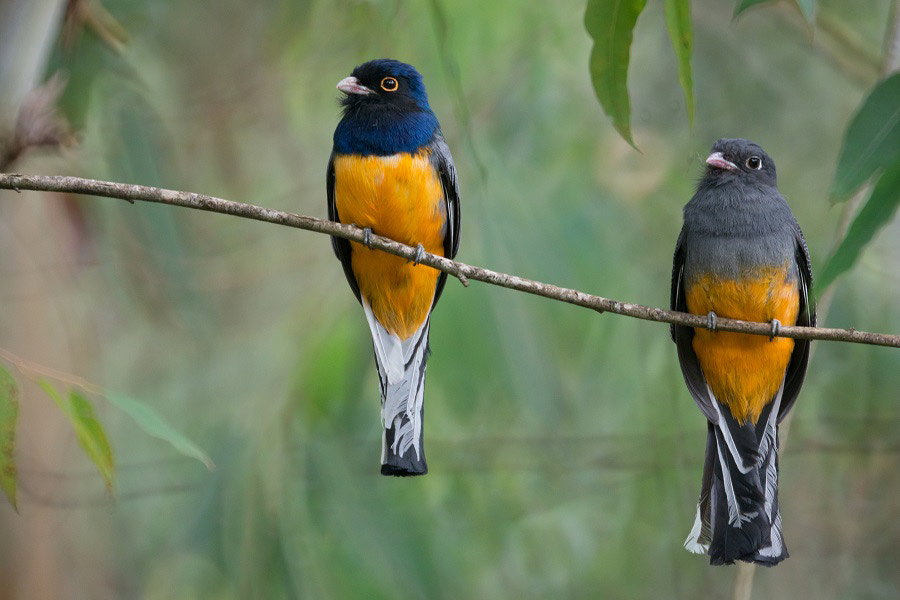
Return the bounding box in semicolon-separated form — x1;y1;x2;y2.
769;319;781;341
706;311;718;332
361;227;374;249
411;243;426;266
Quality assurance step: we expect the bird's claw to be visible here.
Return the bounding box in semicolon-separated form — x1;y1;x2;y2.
769;319;781;341
361;227;373;249
706;311;718;332
412;243;426;266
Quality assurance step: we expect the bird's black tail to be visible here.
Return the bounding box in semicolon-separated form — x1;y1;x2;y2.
685;397;787;566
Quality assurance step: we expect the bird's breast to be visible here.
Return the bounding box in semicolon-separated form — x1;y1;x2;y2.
685;266;799;424
333;150;446;340
333;150;445;246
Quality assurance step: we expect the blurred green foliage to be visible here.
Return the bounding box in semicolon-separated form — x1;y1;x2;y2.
1;0;899;598
0;365;18;510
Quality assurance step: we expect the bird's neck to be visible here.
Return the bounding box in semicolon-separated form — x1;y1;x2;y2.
333;108;438;156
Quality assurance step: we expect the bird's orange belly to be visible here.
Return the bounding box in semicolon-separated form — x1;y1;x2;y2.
333;151;446;340
686;267;799;425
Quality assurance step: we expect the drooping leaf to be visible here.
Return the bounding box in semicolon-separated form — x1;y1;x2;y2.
106;394;214;471
664;0;694;127
68;391;115;490
733;0;772;18
818;161;900;292
39;381;115;491
0;366;19;510
793;0;817;24
585;0;649;148
734;0;814;21
832;73;900;199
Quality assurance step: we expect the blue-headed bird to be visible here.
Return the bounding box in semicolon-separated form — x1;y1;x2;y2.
671;139;815;565
327;59;460;476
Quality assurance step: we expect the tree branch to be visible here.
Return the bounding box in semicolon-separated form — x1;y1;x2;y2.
1;172;898;349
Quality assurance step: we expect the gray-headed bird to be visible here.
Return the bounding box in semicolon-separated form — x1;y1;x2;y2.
671;138;815;565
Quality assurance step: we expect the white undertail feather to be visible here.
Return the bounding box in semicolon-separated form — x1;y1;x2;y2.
708;383;759;528
756;381;784;469
715;442;741;526
709;385;753;475
684;504;710;554
708;382;774;529
365;302;430;462
757;381;785;558
362;300;405;385
758;513;784;558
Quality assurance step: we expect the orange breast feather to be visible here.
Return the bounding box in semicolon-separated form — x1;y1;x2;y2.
333;151;446;340
686;267;799;425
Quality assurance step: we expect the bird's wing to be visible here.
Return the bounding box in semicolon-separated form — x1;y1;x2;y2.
777;222;816;422
670;228;718;423
670;228;686;343
427;132;461;307
327;151;362;303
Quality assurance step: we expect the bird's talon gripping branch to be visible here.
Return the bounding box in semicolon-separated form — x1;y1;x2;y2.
706;311;718;332
361;227;374;249
769;319;781;341
412;243;426;266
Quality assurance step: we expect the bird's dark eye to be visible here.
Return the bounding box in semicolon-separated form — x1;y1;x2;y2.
746;156;763;170
380;77;398;92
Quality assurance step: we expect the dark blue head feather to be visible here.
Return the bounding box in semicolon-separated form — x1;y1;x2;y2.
333;59;439;156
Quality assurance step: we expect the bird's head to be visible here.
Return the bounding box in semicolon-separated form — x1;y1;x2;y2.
703;138;777;188
337;59;431;115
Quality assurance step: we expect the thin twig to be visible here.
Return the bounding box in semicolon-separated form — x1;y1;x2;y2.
0;347;104;395
1;172;899;348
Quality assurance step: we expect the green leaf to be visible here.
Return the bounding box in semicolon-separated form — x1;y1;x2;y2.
585;0;649;147
68;391;115;490
39;382;115;491
793;0;817;24
832;73;900;199
818;161;900;292
0;366;19;510
106;394;214;471
734;0;815;24
664;0;694;127
733;0;772;18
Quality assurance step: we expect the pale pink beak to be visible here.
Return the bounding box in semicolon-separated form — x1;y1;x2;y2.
706;151;737;171
336;76;373;96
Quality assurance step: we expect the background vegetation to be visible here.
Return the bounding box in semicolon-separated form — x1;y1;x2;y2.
0;0;898;598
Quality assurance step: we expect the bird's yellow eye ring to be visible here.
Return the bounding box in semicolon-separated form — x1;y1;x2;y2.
380;77;399;92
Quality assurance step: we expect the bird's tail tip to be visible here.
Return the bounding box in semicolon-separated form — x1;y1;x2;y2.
380;416;427;476
373;315;430;478
684;503;711;554
702;419;789;567
380;461;428;477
